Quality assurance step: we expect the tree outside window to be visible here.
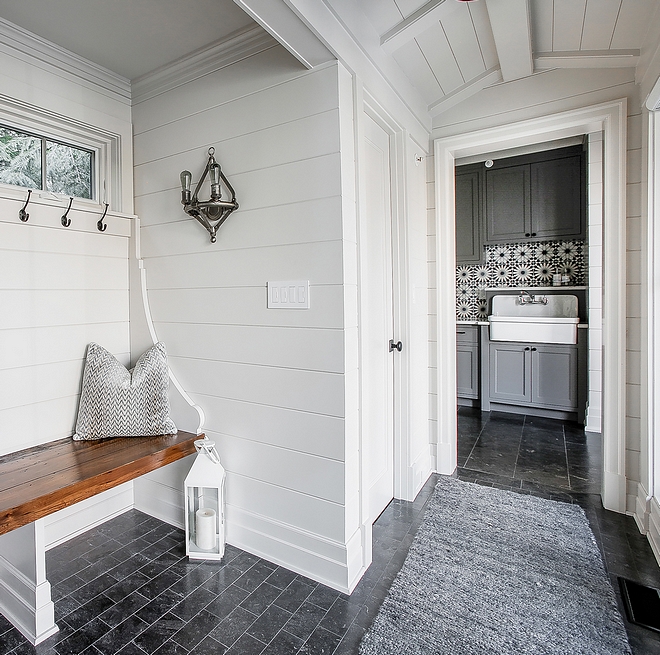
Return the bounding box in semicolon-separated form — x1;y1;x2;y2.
0;125;93;199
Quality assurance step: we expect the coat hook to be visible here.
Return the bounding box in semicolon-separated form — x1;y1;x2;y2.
97;203;109;232
19;189;32;222
61;197;73;227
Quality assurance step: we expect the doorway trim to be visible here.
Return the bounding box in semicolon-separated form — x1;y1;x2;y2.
433;99;628;512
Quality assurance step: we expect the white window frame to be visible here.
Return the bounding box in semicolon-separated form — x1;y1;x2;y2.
0;92;122;210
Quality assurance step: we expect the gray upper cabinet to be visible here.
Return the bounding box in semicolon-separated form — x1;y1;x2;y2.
455;165;483;264
530;155;584;239
485;164;529;242
484;145;585;244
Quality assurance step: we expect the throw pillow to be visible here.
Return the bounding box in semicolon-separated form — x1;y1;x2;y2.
73;341;177;440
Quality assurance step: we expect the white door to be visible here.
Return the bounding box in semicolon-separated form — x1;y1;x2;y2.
362;113;395;522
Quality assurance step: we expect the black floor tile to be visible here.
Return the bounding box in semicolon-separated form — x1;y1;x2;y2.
4;409;660;655
211;606;258;648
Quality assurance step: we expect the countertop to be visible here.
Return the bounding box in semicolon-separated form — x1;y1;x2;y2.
456;320;589;328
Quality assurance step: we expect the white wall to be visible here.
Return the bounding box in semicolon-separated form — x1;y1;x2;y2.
0;28;134;458
430;66;645;516
131;43;359;590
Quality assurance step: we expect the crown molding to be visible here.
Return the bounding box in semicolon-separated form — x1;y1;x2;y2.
131;25;278;105
0;17;131;104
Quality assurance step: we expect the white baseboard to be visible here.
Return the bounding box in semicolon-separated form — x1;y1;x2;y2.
631;481;650;534
225;504;353;593
429;443;438;474
648;497;660;567
435;439;456;476
134;477;185;530
602;470;627;513
43;483;134;550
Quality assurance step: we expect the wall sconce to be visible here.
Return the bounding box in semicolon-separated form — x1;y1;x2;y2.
180;147;239;243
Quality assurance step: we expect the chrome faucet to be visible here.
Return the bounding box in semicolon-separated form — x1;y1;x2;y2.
518;290;548;305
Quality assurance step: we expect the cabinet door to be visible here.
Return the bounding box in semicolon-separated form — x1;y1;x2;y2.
531;345;578;410
485;164;530;243
457;344;479;399
455;168;482;264
530;154;584;239
489;342;531;403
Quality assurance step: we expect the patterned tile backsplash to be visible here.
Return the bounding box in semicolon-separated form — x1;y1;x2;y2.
456;239;586;321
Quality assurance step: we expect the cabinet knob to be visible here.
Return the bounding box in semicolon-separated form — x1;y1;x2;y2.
531;347;537;351
389;339;403;352
531;232;537;237
524;347;530;351
525;233;531;237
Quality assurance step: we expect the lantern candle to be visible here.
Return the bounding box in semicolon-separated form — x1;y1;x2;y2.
195;508;216;550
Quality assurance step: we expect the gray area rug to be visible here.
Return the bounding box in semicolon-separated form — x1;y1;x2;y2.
359;476;631;655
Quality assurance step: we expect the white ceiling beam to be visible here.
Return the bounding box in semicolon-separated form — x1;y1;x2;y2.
484;0;533;82
233;0;334;69
380;0;457;54
535;50;640;70
429;66;502;118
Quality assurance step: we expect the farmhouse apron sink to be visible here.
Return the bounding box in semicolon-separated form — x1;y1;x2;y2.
488;294;579;345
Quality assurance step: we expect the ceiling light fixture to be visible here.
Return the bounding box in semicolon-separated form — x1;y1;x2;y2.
180;147;239;243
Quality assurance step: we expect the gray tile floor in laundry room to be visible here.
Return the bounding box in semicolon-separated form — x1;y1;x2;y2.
3;408;660;655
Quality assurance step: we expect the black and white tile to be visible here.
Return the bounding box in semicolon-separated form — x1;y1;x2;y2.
456;239;587;321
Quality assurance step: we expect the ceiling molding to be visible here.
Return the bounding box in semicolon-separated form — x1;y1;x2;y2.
131;26;278;105
534;50;640;71
0;16;131;103
233;0;334;69
380;0;455;55
484;0;532;82
429;66;502;118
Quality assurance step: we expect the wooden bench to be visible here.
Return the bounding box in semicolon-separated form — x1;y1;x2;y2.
0;431;200;644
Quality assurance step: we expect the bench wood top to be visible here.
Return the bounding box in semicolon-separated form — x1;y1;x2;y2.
0;432;200;536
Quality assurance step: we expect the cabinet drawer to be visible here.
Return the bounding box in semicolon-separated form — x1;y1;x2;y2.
456;325;479;344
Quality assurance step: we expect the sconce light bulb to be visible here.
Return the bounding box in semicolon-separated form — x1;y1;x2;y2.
180;170;192;205
209;163;220;186
180;170;192;191
209;163;221;199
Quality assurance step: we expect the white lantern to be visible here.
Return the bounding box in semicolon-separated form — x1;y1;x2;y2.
184;438;226;560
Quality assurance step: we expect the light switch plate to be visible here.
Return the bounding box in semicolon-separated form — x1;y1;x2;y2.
267;280;310;309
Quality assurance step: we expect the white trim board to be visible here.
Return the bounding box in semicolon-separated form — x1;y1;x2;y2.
433;99;628;513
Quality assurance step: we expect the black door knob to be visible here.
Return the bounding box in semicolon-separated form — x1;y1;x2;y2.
389;340;403;352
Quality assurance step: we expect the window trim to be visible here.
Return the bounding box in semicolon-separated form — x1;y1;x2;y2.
0;92;122;211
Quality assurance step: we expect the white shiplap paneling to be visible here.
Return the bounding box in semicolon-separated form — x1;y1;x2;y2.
415;23;464;96
132;53;353;590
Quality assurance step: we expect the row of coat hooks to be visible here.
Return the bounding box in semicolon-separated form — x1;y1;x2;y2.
18;189;109;232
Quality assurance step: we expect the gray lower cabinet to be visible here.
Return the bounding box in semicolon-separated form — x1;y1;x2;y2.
488;341;578;411
457;326;479;400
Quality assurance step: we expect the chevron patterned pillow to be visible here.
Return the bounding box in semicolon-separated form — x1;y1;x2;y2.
73;342;177;440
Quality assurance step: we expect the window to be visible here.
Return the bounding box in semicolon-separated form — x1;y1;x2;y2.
0;124;93;199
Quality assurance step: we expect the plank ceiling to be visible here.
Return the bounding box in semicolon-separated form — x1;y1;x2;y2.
359;0;660;117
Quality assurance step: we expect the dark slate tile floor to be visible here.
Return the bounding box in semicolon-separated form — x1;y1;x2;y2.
2;408;659;654
457;407;660;655
1;476;438;655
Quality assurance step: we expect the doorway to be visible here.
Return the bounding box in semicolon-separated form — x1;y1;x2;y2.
434;100;628;513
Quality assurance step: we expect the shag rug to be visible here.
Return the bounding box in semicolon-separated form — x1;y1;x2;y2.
359;477;631;655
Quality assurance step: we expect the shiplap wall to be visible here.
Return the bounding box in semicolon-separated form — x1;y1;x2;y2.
0;35;135;544
430;67;644;512
131;46;356;590
0;207;131;457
